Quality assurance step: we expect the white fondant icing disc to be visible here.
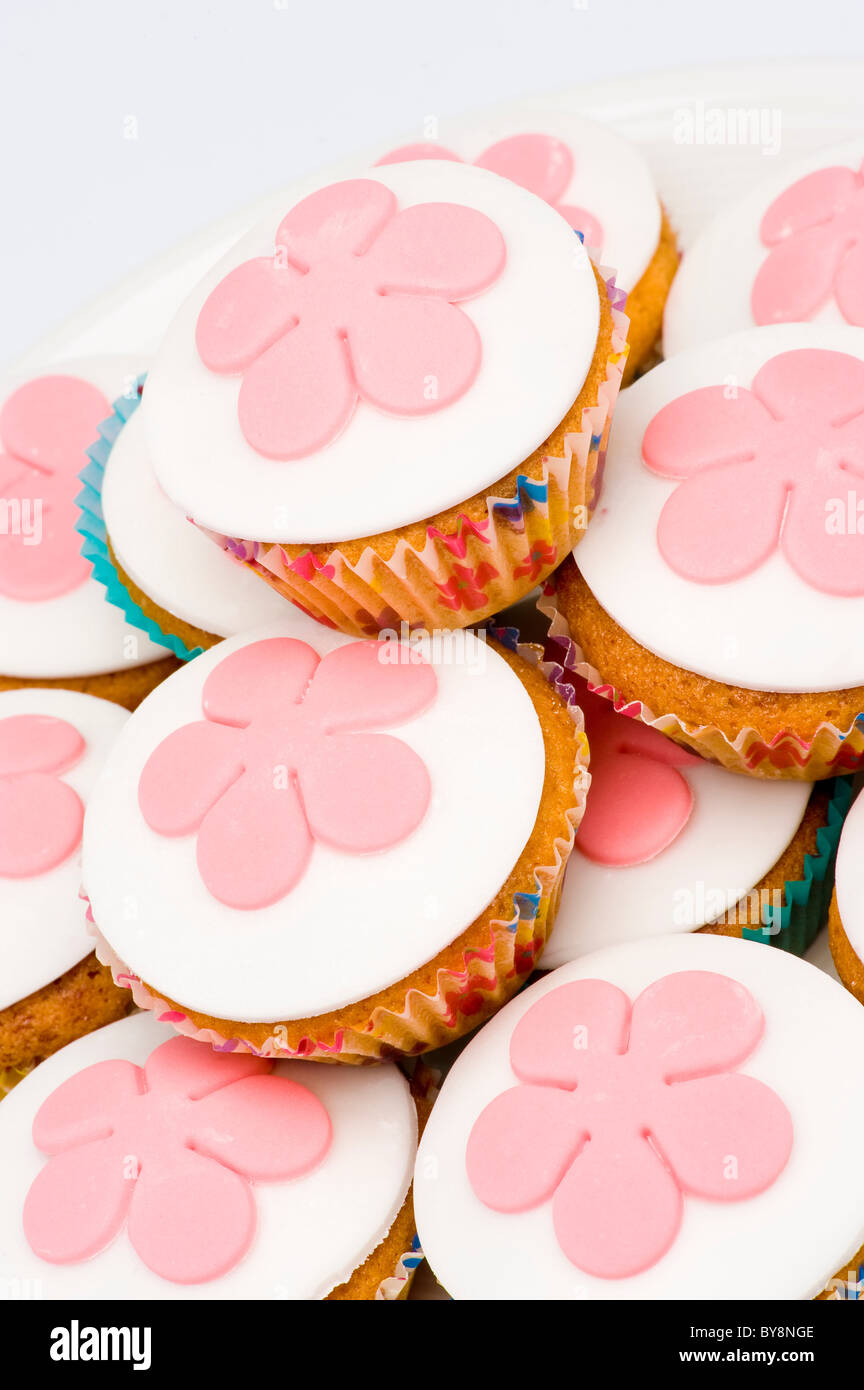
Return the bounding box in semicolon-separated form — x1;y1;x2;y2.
575;324;864;693
145;161;600;543
416;933;864;1300
0;1012;417;1299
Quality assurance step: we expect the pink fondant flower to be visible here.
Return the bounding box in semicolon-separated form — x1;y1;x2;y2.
23;1035;331;1284
753;161;864;325
196;179;505;459
138;636;436;909
466;973;793;1279
642;348;864;596
0;714;84;877
0;374;109;600
574;680;701;866
378;133;603;250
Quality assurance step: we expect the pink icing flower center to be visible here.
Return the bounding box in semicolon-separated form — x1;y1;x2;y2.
138;636;436;909
378;132;604;251
575;680;701;866
195;178;506;460
642;348;864;597
0;375;110;601
23;1035;332;1284
466;972;793;1279
0;714;84;877
753;162;864;326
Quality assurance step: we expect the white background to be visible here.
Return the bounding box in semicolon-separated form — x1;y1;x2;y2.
1;0;863;365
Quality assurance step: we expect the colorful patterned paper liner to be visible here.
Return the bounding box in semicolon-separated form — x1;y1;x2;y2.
86;628;590;1064
538;582;864;781
76;377;204;663
193;265;628;639
741;775;853;955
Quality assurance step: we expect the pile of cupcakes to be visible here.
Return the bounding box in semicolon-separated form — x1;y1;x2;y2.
2;97;864;1303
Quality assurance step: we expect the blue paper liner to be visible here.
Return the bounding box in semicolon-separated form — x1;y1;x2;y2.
76;377;204;663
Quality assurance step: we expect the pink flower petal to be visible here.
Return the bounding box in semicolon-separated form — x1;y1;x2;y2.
642;385;770;479
196;256;302;374
0;375;110;472
138;720;243;836
349;295;482;415
24;1139;131;1265
476;134;574;206
275;179;396;265
127;1147;255;1284
143;1036;270;1100
655;457;787;584
202;637;319;727
834;234;864;326
629;971;764;1082
366;201;506;299
577;752;694;866
0;468;90;600
759;165;860;244
781;467;864;596
302;640;436;732
552;1130;682;1278
0;772;83;877
196;773;311;909
652;1072;793;1200
191;1073;332;1179
32;1059;142;1152
298;730;430;854
510;980;630;1089
752;225;843;325
238;322;357;459
0;714;84;776
376;143;462;165
753;347;864;423
466;1084;587;1212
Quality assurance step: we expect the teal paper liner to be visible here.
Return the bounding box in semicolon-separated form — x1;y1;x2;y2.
742;774;854;954
75;377;203;663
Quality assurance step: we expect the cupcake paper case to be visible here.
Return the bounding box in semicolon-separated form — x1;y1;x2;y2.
548;324;864;779
0;1012;424;1299
664;138;864;357
143;160;627;638
0;358;177;707
415;933;864;1301
78;378;289;662
539;674;848;969
83;607;588;1063
0;689;133;1076
372;97;676;385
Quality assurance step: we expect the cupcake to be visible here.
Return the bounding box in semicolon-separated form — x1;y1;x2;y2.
83;609;587;1062
0;1012;423;1298
415;933;864;1300
0;359;177;707
829;789;864;1002
0;688;133;1088
80;378;291;661
664;138;864;357
374;97;675;384
539;675;845;969
143;160;627;637
549;325;864;779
